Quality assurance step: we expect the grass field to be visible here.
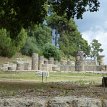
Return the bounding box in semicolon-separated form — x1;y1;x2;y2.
0;71;106;84
0;71;107;98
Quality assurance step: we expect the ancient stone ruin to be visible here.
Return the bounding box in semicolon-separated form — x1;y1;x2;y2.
0;51;107;72
0;96;107;107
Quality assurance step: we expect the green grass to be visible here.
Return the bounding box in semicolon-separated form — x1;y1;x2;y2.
0;71;107;98
0;71;106;84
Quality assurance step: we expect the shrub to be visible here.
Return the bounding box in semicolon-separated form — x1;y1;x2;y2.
16;28;27;51
21;37;41;56
0;29;17;57
43;43;61;61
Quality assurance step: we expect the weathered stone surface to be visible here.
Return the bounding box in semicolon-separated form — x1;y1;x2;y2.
1;52;107;72
0;97;46;107
32;53;38;70
48;58;54;64
52;66;60;71
102;100;107;107
47;96;103;107
24;63;30;70
0;96;106;107
16;63;24;70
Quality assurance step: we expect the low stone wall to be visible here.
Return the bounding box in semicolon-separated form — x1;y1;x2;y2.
0;96;107;107
84;66;97;71
0;52;107;72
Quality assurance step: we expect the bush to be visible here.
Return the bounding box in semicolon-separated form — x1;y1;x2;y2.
21;37;41;56
0;29;17;57
43;43;61;61
16;28;27;51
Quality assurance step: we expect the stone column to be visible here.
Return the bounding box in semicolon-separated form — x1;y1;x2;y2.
48;57;54;64
54;60;59;65
44;59;48;64
32;53;38;70
24;63;29;70
16;63;24;70
99;55;105;65
67;60;72;65
98;55;105;71
60;60;67;65
38;56;44;70
75;51;84;71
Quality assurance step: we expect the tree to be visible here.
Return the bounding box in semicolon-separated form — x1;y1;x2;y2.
16;28;27;51
59;29;90;58
21;37;40;56
0;28;27;57
0;0;100;39
90;39;103;61
31;24;52;48
43;43;61;61
0;0;47;39
0;29;17;57
47;14;90;58
49;0;100;20
21;24;52;56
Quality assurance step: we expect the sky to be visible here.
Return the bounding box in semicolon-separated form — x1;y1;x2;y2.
75;0;107;64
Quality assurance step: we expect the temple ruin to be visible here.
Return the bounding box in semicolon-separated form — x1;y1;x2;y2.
0;51;107;72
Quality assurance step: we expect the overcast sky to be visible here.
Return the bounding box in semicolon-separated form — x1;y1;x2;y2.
75;0;107;64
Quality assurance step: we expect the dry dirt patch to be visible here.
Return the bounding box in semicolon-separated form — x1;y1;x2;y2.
0;80;107;99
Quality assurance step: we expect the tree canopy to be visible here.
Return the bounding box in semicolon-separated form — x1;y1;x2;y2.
0;28;27;57
21;24;52;56
0;0;100;59
48;0;100;20
0;0;47;38
0;0;100;38
90;39;103;60
43;43;61;61
47;14;90;58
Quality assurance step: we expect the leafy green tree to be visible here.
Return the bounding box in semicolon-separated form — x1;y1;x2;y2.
0;0;100;58
59;30;90;58
90;39;103;60
0;0;47;38
16;28;27;51
43;43;61;61
0;0;100;39
21;24;52;56
47;14;90;58
0;28;27;57
30;24;52;48
49;0;100;20
0;29;16;57
21;37;40;56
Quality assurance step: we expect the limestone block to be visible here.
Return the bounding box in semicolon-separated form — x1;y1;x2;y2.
16;63;24;70
44;59;48;64
54;60;59;65
103;100;107;107
24;63;30;70
39;56;44;64
47;96;103;107
48;57;54;64
2;63;10;71
42;64;48;71
47;64;52;71
32;53;38;70
52;66;60;71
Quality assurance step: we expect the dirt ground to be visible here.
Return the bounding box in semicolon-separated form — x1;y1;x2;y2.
22;83;107;99
0;80;107;99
